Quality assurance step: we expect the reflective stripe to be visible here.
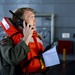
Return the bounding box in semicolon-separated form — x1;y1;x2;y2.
29;37;43;45
36;38;43;45
29;38;34;42
2;18;10;30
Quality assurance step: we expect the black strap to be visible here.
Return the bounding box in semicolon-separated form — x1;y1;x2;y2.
22;56;40;68
10;32;21;38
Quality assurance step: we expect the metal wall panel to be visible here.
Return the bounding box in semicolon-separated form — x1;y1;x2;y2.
0;0;75;50
0;0;42;4
41;0;75;4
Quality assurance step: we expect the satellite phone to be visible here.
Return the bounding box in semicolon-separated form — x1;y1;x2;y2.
9;10;27;28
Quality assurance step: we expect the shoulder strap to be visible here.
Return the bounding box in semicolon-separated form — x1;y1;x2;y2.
20;56;40;68
10;32;21;38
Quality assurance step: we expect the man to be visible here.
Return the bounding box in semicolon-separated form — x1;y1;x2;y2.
0;9;35;75
0;7;46;75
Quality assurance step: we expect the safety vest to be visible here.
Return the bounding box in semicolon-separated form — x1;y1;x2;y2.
0;17;23;45
0;17;46;73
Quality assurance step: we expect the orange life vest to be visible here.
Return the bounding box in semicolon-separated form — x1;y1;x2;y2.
0;17;46;73
0;17;23;45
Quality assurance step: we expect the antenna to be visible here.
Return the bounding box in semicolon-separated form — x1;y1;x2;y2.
9;10;23;21
9;10;24;27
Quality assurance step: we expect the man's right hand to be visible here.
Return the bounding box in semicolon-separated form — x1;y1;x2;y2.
22;21;35;45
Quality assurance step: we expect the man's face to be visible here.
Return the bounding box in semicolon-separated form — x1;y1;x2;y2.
23;10;37;26
18;10;37;32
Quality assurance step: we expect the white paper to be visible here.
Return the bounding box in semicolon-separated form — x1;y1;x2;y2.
42;46;60;67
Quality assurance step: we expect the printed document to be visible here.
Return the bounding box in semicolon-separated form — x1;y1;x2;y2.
42;46;60;67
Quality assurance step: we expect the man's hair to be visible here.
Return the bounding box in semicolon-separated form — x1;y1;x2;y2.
11;7;35;27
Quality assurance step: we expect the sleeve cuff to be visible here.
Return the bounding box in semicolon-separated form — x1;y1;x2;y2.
18;40;30;53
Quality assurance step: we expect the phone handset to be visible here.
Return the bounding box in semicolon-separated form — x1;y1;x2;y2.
18;20;27;28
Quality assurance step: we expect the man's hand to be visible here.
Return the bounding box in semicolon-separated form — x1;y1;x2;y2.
22;21;35;45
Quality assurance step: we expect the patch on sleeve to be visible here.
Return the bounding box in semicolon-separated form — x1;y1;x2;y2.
1;39;8;46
